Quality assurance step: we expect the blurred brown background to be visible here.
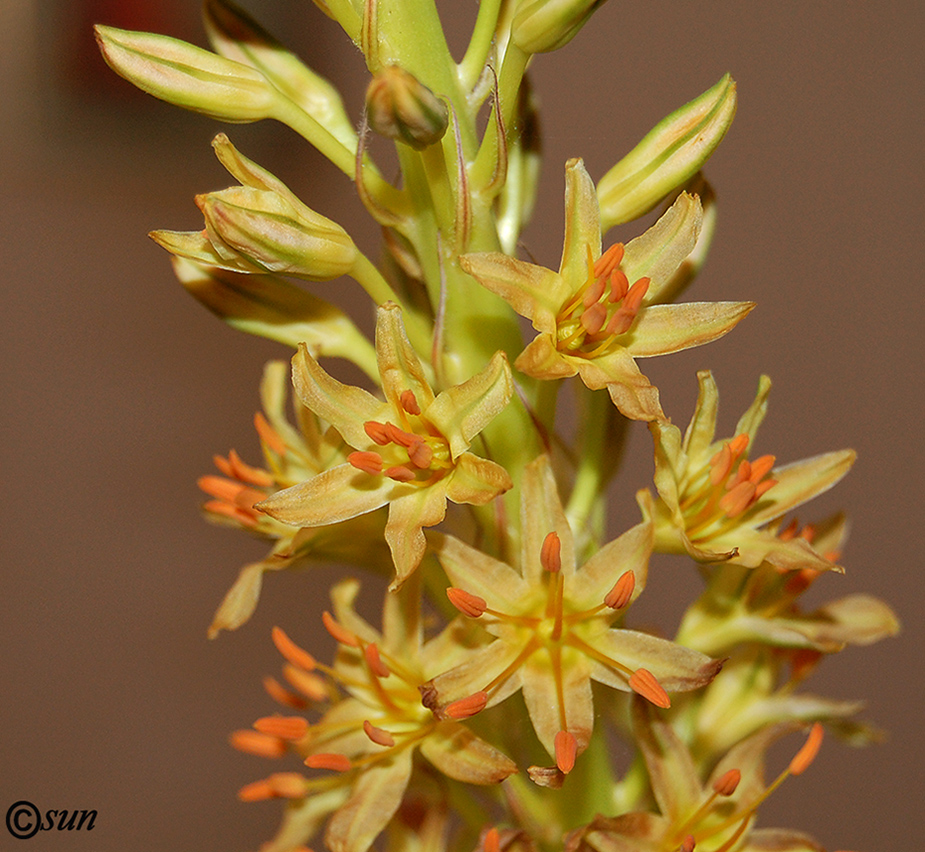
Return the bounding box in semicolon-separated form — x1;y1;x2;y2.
1;1;921;850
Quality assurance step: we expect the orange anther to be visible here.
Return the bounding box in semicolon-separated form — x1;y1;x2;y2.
580;302;607;335
728;433;750;457
593;242;625;279
212;453;234;478
582;274;607;308
322;611;360;647
784;568;818;597
790;649;823;682
749;454;776;483
629;668;671;708
198;475;247;503
385;465;416;482
447;587;488;617
407;441;434;469
262;675;307;709
483;827;501;852
348;450;384;474
541;531;562;573
364;642;391;678
305;753;352;772
727;459;752;489
364;420;392;445
203;500;259;527
709;443;734;486
604;570;636;609
712;768;741;796
800;523;817;543
272;626;317;672
268;772;307;798
679;835;696;852
777;517;800;541
282;665;329;702
789;723;824;776
554;730;577;774
622;276;650;313
608;268;629;303
254;715;309;740
228;448;274;486
363;719;396;747
230;729;287;758
719;480;757;518
384;422;419;448
754;478;777;499
444;691;489;719
237;778;275;802
400;389;422;415
254;411;287;456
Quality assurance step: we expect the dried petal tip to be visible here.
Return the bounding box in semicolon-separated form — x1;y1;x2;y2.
604;570;636;609
554;730;578;774
444;691;489;719
304;752;352;772
712;768;741;797
271;626;317;671
321;611;360;647
629;668;671;708
541;531;562;573
447;587;488;618
789;723;824;776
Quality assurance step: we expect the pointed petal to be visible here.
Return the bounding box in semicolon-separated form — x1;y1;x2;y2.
445;453;513;506
381;570;424;656
520;455;576;583
425;352;513;458
567;812;666;852
324;748;413;852
422;640;525;710
585;628;721;694
682;369;720;461
622;192;702;304
257;464;395;526
631;697;702;822
521;647;593;758
573;348;664;422
430;532;530;611
624;301;754;358
374;302;435;412
560;159;602;290
742;828;826;852
649;420;686;525
208;560;267;638
515;334;578;380
734;374;772;444
330;578;381;646
802;594;901;647
150;228;264;273
261;785;350;852
291;343;388;448
419;721;517;783
385;485;449;588
459;253;566;333
569;518;652;610
747;449;856;527
711;527;839;572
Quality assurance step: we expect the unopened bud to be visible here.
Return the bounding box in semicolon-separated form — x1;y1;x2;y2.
365;66;448;150
597;74;737;228
94;25;276;122
197;185;357;280
512;0;606;54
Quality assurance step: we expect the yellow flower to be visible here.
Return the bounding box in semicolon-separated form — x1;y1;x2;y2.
257;303;513;587
421;456;721;783
460;159;754;421
233;577;516;852
645;370;856;571
198;360;388;637
567;698;829;852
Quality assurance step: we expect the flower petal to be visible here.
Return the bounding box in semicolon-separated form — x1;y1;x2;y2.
572;348;665;422
515;334;578;380
734;374;772;445
422;640;525;711
257;464;395;526
682;369;719;462
291;343;388;449
560;159;602;290
569;518;652;610
385;484;449;588
459;253;566;333
419;720;517;784
445;452;513;506
374;302;435;412
520;455;576;583
621;192;702;304
623;301;754;358
425;352;513;458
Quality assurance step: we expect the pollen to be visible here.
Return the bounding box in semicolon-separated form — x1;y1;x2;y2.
629;668;671;708
385;465;416;482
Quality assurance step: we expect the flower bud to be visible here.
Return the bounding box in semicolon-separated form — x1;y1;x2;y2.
203;0;356;149
512;0;606;54
94;25;276;123
597;74;737;229
197;186;357;280
365;66;448;150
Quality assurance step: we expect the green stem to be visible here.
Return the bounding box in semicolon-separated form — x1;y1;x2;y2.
459;0;504;90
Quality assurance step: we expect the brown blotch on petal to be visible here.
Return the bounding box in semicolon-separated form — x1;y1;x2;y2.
527;764;565;788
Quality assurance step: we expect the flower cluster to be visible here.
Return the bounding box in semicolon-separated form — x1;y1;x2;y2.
96;1;898;851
